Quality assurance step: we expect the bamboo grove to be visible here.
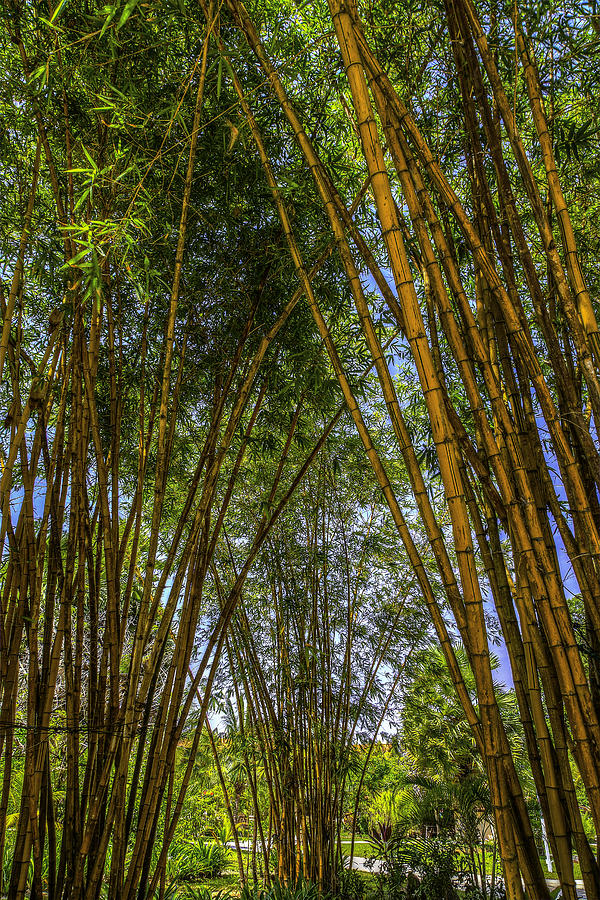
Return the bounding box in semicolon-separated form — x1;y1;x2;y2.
1;0;600;898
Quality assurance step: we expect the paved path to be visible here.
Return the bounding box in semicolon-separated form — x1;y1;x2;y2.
344;856;383;873
546;881;586;898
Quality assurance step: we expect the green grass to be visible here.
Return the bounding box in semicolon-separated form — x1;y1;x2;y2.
342;842;376;859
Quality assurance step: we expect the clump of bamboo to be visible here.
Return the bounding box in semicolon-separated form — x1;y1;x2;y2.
0;5;360;898
217;448;425;890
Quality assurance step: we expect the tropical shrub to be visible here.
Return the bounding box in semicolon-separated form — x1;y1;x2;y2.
240;877;323;900
337;869;365;900
183;888;234;900
367;835;460;900
166;837;228;882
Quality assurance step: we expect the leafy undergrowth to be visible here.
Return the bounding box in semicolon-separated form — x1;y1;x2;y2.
167;838;230;883
161;854;573;900
161;872;241;900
